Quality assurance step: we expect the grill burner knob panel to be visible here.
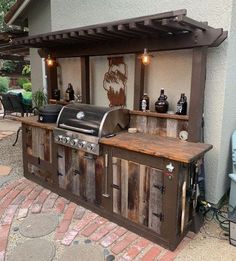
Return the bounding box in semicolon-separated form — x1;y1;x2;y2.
87;143;96;151
78;141;87;148
62;137;70;144
55;135;63;142
70;139;78;146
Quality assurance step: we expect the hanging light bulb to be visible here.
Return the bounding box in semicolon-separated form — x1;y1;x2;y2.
46;55;54;66
141;48;152;65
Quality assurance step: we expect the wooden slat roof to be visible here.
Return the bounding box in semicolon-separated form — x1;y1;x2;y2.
12;9;227;55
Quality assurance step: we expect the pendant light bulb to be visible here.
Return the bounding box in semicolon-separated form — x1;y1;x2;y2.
141;48;151;65
46;55;54;66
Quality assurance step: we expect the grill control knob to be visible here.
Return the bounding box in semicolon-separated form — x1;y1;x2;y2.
87;143;96;151
70;139;78;146
55;135;63;142
62;137;70;144
78;141;86;148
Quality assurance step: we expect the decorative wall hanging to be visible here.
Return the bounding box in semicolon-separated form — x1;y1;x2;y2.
103;56;127;107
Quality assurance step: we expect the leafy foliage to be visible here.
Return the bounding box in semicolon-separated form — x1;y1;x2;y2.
0;0;16;32
0;76;9;93
22;64;31;76
23;82;32;92
32;89;47;109
16;77;29;88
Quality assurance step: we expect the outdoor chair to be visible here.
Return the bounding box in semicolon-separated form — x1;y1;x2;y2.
0;92;32;118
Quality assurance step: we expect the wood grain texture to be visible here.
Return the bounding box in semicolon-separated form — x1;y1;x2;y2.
128;161;140;223
130;110;189;120
95;156;104;205
121;159;129;218
148;168;163;234
112;157;121;214
13;116;56;130
100;132;212;163
166;119;178;138
28;163;53;183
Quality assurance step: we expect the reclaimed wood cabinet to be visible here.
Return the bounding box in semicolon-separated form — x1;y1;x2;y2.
22;123;56;184
57;145;104;206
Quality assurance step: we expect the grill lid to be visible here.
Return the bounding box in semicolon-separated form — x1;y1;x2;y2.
57;103;129;137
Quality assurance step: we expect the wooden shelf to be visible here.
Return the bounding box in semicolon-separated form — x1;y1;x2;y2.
129;110;189;121
49;99;69;106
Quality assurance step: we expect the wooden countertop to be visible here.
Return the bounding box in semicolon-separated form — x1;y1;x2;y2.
100;132;212;163
13;116;56;130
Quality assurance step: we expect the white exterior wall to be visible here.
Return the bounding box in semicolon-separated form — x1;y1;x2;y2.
27;0;52;91
26;0;235;203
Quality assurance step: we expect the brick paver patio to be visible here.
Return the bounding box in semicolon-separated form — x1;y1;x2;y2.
0;178;194;261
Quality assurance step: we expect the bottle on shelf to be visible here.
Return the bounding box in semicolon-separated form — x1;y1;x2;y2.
65;83;75;102
176;93;187;115
155;88;169;113
140;93;150;112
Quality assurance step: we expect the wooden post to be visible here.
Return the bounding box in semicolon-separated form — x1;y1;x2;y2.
133;54;145;110
188;47;207;142
81;56;90;104
45;63;58;100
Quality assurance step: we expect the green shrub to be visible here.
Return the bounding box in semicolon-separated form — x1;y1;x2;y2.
32;89;47;109
23;82;32;92
0;76;9;93
17;77;30;88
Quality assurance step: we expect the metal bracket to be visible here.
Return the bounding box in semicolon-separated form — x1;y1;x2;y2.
57;171;63;176
153;212;164;221
73;169;81;176
37;157;41;165
154;184;165;194
111;184;120;190
57;153;63;158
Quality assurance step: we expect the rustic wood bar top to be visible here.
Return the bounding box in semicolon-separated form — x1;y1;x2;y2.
13;116;56;130
100;132;212;163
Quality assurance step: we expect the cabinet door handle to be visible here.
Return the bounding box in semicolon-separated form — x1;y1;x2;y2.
102;153;110;198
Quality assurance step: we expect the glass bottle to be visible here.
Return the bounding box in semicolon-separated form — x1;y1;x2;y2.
140;93;150;112
65;83;74;102
176;93;187;115
155;89;169;113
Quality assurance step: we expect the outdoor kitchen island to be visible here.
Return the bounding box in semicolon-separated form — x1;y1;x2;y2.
18;114;212;250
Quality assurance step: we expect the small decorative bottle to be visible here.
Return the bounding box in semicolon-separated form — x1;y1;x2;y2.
176;93;187;115
155;89;169;113
140;93;150;112
65;83;74;102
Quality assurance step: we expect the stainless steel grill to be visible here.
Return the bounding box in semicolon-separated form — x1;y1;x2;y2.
53;103;129;155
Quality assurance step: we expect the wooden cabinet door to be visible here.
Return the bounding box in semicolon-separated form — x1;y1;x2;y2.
112;157;163;234
57;145;104;205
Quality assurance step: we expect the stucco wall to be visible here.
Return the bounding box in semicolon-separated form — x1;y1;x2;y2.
26;0;235;203
50;0;234;204
27;0;51;92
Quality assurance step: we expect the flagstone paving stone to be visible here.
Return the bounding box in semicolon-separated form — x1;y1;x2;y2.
7;238;55;261
19;213;59;238
0;166;12;176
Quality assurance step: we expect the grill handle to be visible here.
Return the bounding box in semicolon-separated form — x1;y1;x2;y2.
59;123;95;134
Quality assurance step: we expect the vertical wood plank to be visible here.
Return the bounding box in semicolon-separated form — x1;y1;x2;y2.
128;161;140;223
188;47;207;142
147;117;158;135
159;119;167;137
139;165;150;226
70;150;80;196
133;54;145;110
136;116;147;133
121;159;129;218
25;126;32;155
166;119;178;138
148;168;163;234
46;63;58;100
81;56;90;104
58;145;66;189
129;115;137;128
112;157;121;214
86;156;96;203
79;151;87;199
95;156;104;205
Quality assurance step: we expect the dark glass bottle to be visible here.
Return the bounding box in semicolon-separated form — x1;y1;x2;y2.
52;89;60;101
155;89;169;113
65;83;74;102
140;93;149;112
176;93;187;115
